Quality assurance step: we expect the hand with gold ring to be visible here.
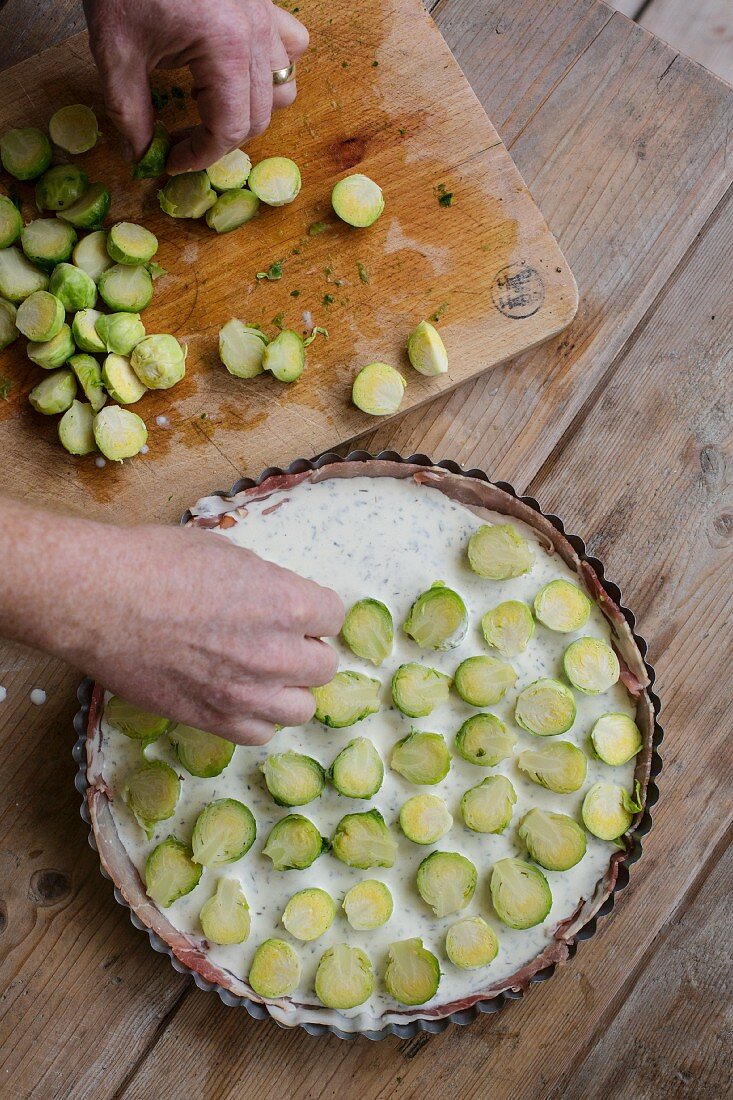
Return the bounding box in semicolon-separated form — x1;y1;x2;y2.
83;0;309;173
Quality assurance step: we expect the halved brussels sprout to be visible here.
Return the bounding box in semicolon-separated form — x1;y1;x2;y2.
218;319;267;378
454;656;517;707
107;222;158;266
57;182;111;229
315;944;374;1009
49;263;97;311
263;814;327;871
455;712;516;767
191;798;257;865
490;857;552;929
248;157;301;206
563;637;620;695
403;582;468;650
49;104;99;154
481;600;535;658
15;290;64;342
282;888;336;941
342;598;393;666
329;737;383;799
515;678;576;736
467;524;535;580
0;299;18;351
35;164;88;211
58;399;96;454
206;149;252;191
582;781;642;841
461;774;515;835
416;850;477;917
312;670;380;728
399;793;453;845
105;696;174;742
158;171;216;218
342;879;394;930
445;916;499;970
27;324;74;369
205;188;260;233
71;308;105;352
590;712;642;766
331;173;383;227
262;751;325;806
98;263;153;312
68;354;105;413
352;361;405;416
0;195;22;249
384;938;440;1005
534;579;591;633
93;404;147;460
0;127;52;180
28;368;76;415
406;320;448;376
0;247;49;302
517;741;588;793
390;730;451;785
168;724;235;777
102;350;146;403
249;938;301;998
200;877;250;945
133;122;171;179
518;808;586;871
391;663;451;717
262;329;305;383
72;230;113;282
130;333;186;389
332;808;396;869
145;836;202;908
97;312;146;356
122;758;180;837
20;218;77;270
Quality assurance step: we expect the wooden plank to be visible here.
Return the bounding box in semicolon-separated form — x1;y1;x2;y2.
0;0;576;526
100;184;733;1100
0;0;84;67
559;828;733;1099
604;1;644;16
641;0;733;86
350;0;733;485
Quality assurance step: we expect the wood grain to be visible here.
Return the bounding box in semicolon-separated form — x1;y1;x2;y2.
560;828;733;1099
0;0;732;1097
641;0;733;86
0;0;576;525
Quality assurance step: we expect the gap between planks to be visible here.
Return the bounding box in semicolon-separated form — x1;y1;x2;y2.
548;820;733;1095
529;176;733;505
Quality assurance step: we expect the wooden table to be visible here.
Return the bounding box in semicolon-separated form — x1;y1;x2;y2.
1;1;731;1096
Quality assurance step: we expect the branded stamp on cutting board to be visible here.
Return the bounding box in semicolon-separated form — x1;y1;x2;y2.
0;0;577;523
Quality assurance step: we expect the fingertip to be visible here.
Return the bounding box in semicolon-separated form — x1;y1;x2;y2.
227;718;278;746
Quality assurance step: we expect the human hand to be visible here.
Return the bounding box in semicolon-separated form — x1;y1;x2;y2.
79;524;343;744
0;499;343;745
83;0;309;173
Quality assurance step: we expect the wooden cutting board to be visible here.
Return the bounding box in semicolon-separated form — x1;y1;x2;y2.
0;0;577;523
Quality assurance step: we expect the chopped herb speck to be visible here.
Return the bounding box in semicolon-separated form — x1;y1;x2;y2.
308;220;330;236
357;261;370;285
0;376;12;401
436;183;454;207
372;60;379;67
256;260;284;281
271;312;285;330
290;289;301;298
322;293;334;306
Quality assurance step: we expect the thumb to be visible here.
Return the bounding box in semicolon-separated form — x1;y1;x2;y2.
98;51;155;161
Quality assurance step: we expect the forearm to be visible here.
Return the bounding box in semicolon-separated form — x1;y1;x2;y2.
0;494;114;664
